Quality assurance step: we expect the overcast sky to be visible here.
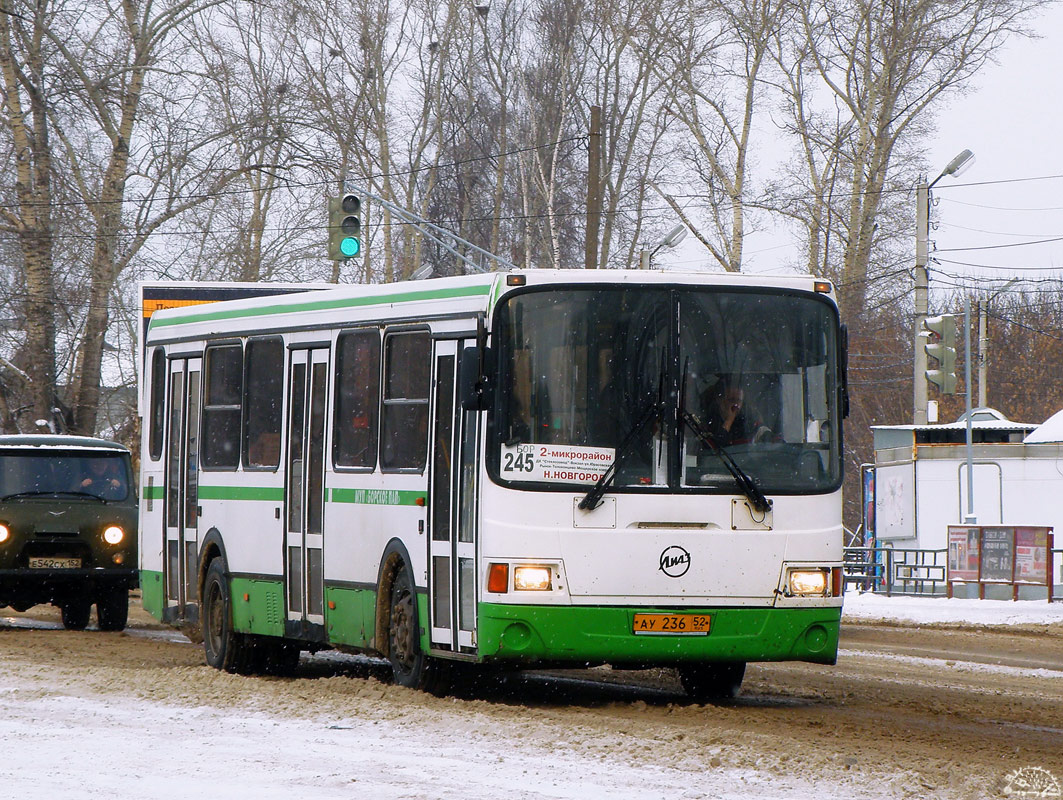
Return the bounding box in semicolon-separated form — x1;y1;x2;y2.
927;1;1063;300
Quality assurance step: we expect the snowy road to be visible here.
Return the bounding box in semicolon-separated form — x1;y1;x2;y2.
0;595;1061;799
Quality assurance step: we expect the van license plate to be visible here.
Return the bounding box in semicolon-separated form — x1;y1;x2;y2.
29;557;81;569
632;613;711;635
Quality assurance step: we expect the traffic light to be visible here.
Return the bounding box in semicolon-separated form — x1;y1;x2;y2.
924;314;957;394
328;193;362;259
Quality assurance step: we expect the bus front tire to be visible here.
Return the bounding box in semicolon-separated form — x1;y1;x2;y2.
678;661;746;702
202;557;253;674
387;563;450;695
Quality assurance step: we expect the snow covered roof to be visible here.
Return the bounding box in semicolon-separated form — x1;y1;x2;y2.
1023;407;1063;443
871;407;1036;433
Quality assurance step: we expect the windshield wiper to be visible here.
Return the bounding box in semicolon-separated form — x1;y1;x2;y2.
681;408;772;515
578;397;661;511
579;356;668;512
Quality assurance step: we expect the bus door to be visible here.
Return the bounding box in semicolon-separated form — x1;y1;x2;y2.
285;347;329;628
164;356;201;617
428;338;479;654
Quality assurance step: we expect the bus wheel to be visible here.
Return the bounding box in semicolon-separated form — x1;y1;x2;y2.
96;588;129;631
258;638;301;676
387;564;449;695
202;557;253;674
61;599;91;630
678;661;746;702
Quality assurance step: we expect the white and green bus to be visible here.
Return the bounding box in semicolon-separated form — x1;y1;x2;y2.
138;269;848;698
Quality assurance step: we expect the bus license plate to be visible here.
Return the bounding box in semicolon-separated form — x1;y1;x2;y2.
28;557;81;569
632;613;711;635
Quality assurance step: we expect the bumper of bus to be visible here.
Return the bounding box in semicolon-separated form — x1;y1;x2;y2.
476;603;841;666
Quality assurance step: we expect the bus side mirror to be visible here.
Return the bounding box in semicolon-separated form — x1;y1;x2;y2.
460;345;493;411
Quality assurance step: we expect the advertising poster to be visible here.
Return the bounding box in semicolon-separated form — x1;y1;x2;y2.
980;527;1015;583
948;525;979;582
862;466;876;549
1014;527;1050;583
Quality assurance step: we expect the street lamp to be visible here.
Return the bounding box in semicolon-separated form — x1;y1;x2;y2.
913;149;975;425
640;224;688;269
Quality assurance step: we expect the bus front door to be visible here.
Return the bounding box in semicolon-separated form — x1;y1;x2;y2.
284;347;329;631
163;356;201;619
428;339;478;655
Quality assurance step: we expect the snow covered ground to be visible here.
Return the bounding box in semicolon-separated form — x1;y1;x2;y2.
841;589;1063;627
1;593;1059;799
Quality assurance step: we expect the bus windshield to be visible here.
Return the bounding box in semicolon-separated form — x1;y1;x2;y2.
493;286;841;494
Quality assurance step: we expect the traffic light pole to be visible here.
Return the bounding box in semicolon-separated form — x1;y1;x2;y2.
344;183;517;275
913;178;930;425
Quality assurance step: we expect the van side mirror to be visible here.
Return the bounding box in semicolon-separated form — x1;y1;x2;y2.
460;345;493;410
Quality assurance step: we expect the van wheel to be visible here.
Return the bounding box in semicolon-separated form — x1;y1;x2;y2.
387;563;450;695
202;557;253;673
96;588;129;631
678;661;746;702
61;599;91;630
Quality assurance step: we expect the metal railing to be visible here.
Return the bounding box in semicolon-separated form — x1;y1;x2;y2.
845;545;1063;601
843;546;948;597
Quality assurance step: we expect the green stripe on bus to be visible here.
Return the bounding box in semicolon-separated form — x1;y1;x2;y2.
197;485;285;501
142;485;165;500
329;488;425;506
149;284;492;330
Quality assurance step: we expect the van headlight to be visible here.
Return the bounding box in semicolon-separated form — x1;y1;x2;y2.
102;526;125;545
0;523;9;544
787;568;829;597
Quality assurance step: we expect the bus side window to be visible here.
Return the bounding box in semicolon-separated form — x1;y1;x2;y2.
202;344;243;469
243;337;284;469
333;329;381;469
149;348;166;461
380;330;430;471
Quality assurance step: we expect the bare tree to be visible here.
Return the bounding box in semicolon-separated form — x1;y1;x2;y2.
771;0;1042;317
0;0;270;435
649;0;788;272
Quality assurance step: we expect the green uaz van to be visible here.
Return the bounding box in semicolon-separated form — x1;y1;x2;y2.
0;435;138;630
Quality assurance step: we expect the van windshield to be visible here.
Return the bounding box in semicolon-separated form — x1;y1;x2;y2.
0;452;131;501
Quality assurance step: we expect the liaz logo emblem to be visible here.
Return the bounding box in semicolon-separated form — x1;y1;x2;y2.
658;545;691;578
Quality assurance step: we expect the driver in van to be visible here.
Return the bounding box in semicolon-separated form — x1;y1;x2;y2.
78;459;126;499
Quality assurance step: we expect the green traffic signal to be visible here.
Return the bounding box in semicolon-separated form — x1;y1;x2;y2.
328;193;362;259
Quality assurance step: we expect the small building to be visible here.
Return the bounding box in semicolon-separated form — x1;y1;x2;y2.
870;408;1061;596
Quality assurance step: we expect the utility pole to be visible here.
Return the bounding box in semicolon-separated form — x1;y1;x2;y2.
913;177;930;425
584;105;602;270
977;279;1016;409
977;299;987;409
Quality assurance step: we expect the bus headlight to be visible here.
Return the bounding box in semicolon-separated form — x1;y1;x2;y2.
102;526;125;545
513;566;552;591
0;523;9;544
787;568;829;597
